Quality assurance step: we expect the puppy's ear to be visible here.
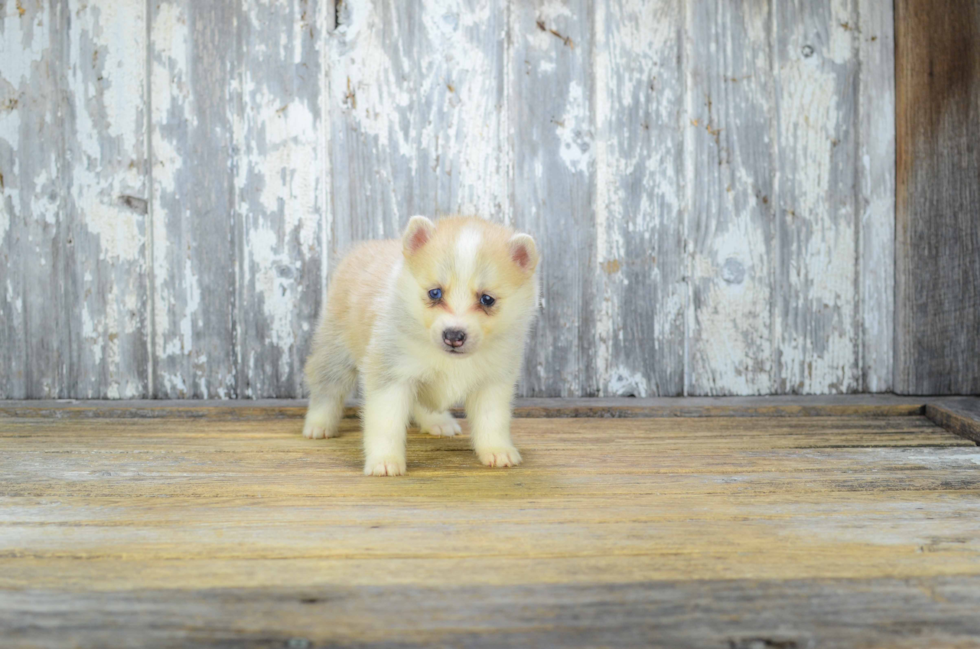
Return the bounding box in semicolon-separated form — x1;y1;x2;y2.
508;233;539;274
402;215;436;256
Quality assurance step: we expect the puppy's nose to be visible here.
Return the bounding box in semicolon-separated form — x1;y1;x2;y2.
442;328;467;348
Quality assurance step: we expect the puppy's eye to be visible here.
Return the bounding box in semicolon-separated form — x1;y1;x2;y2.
480;294;495;307
428;288;443;300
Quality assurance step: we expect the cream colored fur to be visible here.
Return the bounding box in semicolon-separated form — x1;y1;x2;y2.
303;215;540;476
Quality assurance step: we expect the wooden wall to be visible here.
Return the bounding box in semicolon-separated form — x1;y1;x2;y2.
895;0;980;395
0;0;896;399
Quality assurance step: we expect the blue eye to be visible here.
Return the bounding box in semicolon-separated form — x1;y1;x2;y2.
480;294;495;307
428;288;442;300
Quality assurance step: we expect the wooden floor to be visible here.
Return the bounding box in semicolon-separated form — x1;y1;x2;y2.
2;400;980;648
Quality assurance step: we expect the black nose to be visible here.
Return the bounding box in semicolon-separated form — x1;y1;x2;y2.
442;328;467;348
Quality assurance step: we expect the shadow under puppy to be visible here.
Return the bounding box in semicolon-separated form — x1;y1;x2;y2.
303;215;540;476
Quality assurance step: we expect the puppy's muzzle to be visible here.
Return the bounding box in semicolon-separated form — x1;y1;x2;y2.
442;328;467;349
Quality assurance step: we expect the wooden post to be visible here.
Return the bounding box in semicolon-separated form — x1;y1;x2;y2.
896;0;980;394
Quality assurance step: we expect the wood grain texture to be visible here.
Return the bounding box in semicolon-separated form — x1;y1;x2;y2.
236;0;325;397
328;0;508;246
594;0;685;398
926;397;980;444
64;0;151;399
511;0;596;397
1;411;978;647
0;1;149;399
149;0;240;398
858;0;895;393
327;0;409;248
685;0;774;395
0;394;930;420
772;0;861;394
3;578;980;649
895;0;980;395
1;2;74;398
1;1;903;398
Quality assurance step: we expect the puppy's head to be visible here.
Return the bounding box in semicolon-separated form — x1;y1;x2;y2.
400;215;539;357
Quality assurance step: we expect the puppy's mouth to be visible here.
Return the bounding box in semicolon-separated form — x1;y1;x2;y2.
443;347;469;356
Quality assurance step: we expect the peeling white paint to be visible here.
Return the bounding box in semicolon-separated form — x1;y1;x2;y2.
247;225;298;350
0;0;896;399
556;80;592;174
607;367;649;398
858;0;895;392
594;0;685;396
0;6;47;86
179;256;200;358
417;0;508;219
773;1;859;394
0;185;8;245
593;0;614;390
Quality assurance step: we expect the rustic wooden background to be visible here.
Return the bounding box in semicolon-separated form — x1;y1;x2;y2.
0;0;896;399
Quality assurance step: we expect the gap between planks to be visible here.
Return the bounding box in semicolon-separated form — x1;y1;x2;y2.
0;395;977;443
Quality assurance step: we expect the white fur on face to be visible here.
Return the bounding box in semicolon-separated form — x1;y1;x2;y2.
453;227;482;284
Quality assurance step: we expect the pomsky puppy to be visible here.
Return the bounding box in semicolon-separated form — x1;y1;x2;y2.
302;215;540;476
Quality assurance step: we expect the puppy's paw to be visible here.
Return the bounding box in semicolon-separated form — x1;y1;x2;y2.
302;408;340;439
364;456;407;477
477;446;522;468
420;413;462;437
302;420;340;439
303;422;340;439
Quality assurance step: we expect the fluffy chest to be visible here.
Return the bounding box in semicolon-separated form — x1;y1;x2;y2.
415;362;483;411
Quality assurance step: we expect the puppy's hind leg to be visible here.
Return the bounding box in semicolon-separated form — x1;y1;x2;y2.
303;328;357;440
412;403;462;437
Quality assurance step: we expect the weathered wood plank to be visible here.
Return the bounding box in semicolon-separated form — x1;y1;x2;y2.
895;0;980;394
857;0;894;392
925;397;980;444
328;0;507;242
328;0;418;247
772;0;860;394
410;0;510;221
3;578;980;649
593;0;684;398
511;0;596;397
64;0;150;399
0;2;72;398
236;0;325;397
508;395;927;419
685;0;774;395
0;394;930;420
149;0;240;397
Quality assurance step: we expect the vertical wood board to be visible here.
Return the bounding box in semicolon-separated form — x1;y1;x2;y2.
510;0;596;397
685;0;775;395
237;0;325;398
593;0;686;398
771;0;861;394
150;0;240;398
1;2;68;398
895;0;980;395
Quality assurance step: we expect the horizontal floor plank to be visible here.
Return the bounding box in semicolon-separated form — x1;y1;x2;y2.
4;578;980;649
0;394;929;420
926;397;980;443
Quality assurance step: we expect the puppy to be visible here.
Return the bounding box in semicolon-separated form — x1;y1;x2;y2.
302;215;540;476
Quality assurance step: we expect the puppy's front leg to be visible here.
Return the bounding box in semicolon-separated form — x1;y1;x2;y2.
466;382;522;468
362;380;413;476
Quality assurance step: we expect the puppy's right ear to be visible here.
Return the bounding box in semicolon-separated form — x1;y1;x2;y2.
402;215;436;256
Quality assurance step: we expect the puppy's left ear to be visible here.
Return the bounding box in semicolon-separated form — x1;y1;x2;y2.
508;233;539;274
